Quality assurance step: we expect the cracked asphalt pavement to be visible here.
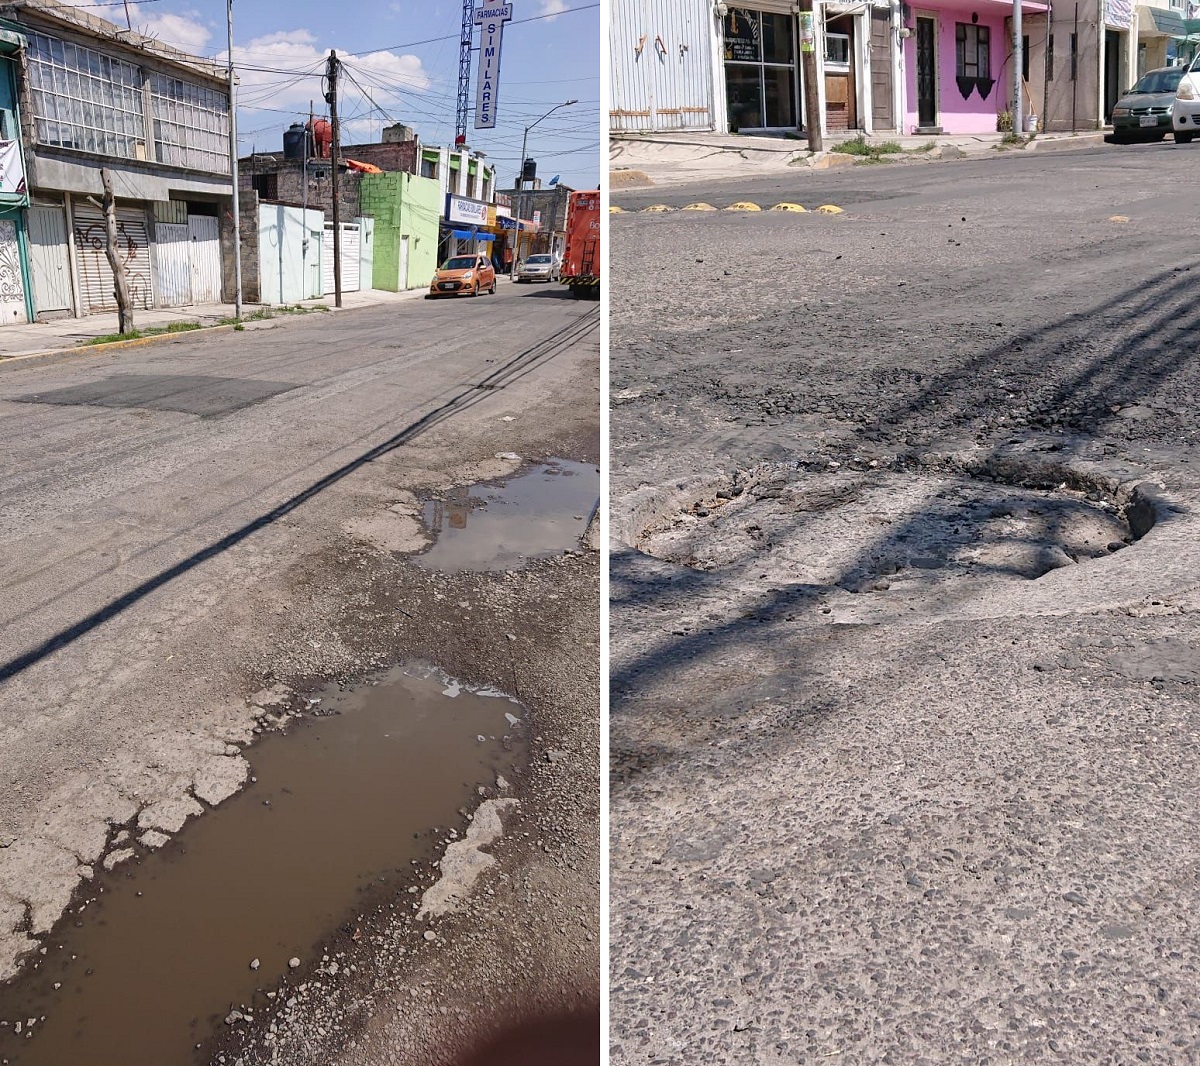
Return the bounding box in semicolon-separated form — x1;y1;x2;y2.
610;142;1200;1063
0;285;600;1064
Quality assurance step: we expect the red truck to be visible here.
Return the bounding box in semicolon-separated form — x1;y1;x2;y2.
559;190;600;300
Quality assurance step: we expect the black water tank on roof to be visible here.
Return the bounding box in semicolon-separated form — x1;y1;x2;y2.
283;123;306;160
521;157;536;182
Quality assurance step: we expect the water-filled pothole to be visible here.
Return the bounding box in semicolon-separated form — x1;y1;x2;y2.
0;668;525;1066
416;459;600;572
640;462;1143;593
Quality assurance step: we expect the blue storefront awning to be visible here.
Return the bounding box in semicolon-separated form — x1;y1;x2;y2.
449;227;496;241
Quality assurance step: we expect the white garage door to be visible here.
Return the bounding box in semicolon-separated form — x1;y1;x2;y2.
322;223;361;295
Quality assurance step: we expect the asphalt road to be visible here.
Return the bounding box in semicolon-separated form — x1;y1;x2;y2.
610;143;1200;1063
0;282;600;1063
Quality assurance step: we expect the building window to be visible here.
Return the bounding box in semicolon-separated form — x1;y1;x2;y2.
149;73;230;174
26;31;229;174
251;173;278;199
824;33;851;69
26;32;145;157
421;157;437;179
955;23;990;79
723;8;797;129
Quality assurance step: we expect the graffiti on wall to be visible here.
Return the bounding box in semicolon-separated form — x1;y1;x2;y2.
74;218;153;309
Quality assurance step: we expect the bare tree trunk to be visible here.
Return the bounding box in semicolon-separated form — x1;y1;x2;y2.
99;167;134;334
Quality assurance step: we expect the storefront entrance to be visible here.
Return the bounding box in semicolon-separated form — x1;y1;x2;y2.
723;7;801;131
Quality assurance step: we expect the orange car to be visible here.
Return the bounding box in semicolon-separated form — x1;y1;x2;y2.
427;253;497;298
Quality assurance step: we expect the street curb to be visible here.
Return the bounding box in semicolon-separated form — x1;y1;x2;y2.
0;321;241;366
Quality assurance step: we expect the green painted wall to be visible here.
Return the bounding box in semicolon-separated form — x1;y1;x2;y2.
358;172;441;291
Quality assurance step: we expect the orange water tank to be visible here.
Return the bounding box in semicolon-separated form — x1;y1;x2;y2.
309;118;333;159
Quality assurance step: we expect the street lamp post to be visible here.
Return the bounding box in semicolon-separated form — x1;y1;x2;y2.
510;98;576;280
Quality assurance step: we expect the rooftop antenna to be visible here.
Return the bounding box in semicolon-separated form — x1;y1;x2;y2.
455;0;475;146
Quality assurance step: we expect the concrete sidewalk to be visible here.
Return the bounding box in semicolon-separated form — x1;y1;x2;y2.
0;283;430;364
610;128;1108;188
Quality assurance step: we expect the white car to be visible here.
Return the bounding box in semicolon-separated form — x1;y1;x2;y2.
1172;54;1200;143
515;254;561;283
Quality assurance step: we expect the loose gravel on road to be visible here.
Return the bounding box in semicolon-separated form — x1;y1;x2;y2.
610;144;1200;1064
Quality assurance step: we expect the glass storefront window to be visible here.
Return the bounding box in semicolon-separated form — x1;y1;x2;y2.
723;8;800;130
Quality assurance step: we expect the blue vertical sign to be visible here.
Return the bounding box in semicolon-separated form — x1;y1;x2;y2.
474;3;513;129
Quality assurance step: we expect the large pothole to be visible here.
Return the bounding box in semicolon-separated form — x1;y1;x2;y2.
638;459;1152;596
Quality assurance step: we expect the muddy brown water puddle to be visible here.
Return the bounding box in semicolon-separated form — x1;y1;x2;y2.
417;459;600;572
0;669;524;1066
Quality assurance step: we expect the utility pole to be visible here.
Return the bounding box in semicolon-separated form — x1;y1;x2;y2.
797;0;823;153
302;100;312;290
1013;0;1024;132
227;0;242;318
327;50;342;309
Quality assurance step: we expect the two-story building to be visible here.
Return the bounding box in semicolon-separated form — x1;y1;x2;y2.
1;0;234;322
611;0;1136;139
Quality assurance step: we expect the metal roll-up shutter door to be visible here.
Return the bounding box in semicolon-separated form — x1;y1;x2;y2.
72;202;154;314
322;223;361;295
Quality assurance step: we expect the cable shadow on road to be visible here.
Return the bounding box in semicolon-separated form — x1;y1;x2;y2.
0;309;600;686
610;263;1200;707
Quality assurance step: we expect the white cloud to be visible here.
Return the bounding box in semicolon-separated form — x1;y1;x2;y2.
227;30;433;146
539;0;569;16
135;11;213;55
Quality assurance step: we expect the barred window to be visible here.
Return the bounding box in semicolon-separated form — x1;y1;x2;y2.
27;32;145;157
149;73;229;174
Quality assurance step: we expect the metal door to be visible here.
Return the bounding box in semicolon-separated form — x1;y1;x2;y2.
154;222;192;306
398;235;409;290
188;215;222;303
916;17;937;127
28;205;72;315
72;202;154;313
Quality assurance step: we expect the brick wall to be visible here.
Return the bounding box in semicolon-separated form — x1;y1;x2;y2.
239;156;362;218
340;140;419;175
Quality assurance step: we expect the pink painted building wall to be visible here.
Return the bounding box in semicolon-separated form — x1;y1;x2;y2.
902;0;1045;134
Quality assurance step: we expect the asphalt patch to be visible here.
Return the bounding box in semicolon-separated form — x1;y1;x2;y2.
13;374;299;418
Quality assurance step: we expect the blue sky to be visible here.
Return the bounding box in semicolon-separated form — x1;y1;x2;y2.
63;0;601;191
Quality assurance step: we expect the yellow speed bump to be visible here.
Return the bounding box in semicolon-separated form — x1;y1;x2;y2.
816;204;845;214
771;202;807;212
681;202;718;211
640;204;675;213
1108;214;1130;223
609;205;625;213
725;201;762;211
